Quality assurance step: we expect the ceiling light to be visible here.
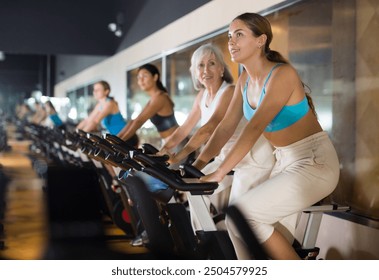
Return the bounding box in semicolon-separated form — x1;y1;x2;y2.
114;29;123;37
108;22;123;38
108;23;117;32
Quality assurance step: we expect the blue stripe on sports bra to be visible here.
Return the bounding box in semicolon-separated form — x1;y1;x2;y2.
49;114;63;127
242;63;310;132
101;112;126;135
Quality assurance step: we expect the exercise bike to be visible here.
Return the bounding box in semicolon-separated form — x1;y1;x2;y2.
95;134;244;259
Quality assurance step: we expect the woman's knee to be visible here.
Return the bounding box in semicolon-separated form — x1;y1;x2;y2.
225;209;274;244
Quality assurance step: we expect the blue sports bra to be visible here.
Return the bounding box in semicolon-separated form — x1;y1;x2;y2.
242;63;310;132
101;112;126;135
150;113;178;132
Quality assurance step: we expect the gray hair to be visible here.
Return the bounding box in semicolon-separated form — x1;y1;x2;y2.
190;43;233;91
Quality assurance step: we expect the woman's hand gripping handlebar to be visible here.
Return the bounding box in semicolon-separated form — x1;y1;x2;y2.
100;134;219;195
131;153;218;195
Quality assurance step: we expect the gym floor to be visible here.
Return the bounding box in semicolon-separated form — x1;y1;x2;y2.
0;137;148;260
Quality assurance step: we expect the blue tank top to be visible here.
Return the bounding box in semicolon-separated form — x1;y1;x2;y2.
101;112;126;135
49;114;63;127
150;113;178;132
242;63;309;132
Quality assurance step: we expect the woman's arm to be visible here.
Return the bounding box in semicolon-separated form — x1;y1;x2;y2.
76;118;87;130
118;93;166;140
171;85;235;164
32;108;47;124
92;100;114;124
160;90;203;153
192;81;245;170
77;104;103;132
39;109;48;124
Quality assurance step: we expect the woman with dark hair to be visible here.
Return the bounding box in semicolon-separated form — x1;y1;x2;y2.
117;64;180;247
196;13;340;259
117;64;178;144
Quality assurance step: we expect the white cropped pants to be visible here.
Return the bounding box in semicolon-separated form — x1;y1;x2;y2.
227;131;340;259
189;135;275;231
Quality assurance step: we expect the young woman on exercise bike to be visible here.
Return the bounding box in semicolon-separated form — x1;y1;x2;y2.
196;13;340;260
77;81;125;134
117;64;178;148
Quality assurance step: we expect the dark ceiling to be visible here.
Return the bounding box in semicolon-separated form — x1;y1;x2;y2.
0;0;211;56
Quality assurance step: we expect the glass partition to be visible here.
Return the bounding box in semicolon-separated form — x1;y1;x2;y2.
66;84;96;124
166;45;199;128
268;0;334;133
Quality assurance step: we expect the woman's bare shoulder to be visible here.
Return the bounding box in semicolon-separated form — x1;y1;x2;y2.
235;70;248;91
226;83;236;91
277;63;298;77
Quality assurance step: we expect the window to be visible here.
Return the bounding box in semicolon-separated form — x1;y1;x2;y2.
66;84;96;122
267;1;334;132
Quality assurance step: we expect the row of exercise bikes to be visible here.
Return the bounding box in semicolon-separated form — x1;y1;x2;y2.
18;122;349;260
0;116;10;250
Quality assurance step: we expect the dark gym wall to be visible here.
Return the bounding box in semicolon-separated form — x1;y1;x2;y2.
0;54;54;117
55;55;109;84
